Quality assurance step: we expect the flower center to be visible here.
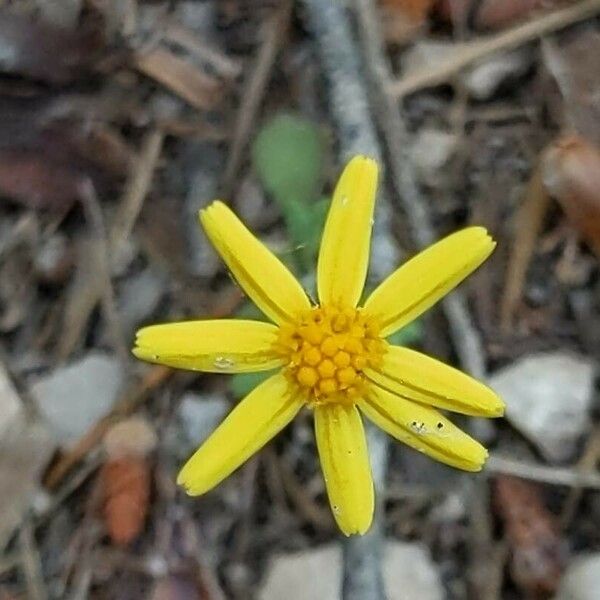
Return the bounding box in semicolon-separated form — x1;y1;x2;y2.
276;307;386;404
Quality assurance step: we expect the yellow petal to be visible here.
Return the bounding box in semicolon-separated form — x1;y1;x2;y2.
314;403;374;536
363;227;495;336
317;156;379;309
133;319;284;373
365;345;504;417
360;386;488;472
200;201;311;324
178;373;303;495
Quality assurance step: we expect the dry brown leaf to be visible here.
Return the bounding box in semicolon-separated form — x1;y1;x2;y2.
0;148;84;211
542;31;600;147
101;457;151;547
380;0;435;43
133;47;223;111
0;9;104;84
381;0;435;20
436;0;567;30
494;475;564;597
542;134;600;258
100;418;156;546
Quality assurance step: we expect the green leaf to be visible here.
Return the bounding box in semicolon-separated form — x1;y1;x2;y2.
230;370;276;400
387;320;423;348
253;113;323;205
252;114;326;271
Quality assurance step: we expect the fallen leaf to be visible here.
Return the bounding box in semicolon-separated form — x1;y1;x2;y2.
435;0;567;30
0;9;104;84
541;134;600;258
101;457;151;546
542;31;600;148
494;475;565;596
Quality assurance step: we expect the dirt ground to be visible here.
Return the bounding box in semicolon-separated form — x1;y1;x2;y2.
1;1;600;599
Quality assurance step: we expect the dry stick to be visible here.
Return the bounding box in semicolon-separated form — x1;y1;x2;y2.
222;1;292;195
19;520;47;600
487;454;600;489
57;131;164;360
353;3;498;599
301;2;390;599
110;129;164;262
389;0;600;98
79;182;130;366
500;164;550;333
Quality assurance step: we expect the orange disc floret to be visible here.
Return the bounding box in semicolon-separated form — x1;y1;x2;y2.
277;306;386;404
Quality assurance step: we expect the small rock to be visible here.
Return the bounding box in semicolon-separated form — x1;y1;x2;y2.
34;233;73;284
463;49;532;100
0;362;54;551
490;352;596;462
118;267;166;334
0;361;22;441
110;237;139;277
554;554;600;600
177;392;229;453
410;128;458;187
258;545;340;600
103;416;157;459
258;542;443;600
402;41;454;76
384;542;444;600
0;421;53;552
30;353;124;446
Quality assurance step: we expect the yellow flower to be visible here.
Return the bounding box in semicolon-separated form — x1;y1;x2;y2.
133;156;504;536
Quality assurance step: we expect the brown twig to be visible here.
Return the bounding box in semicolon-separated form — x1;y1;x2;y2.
133;47;223;110
109;129;164;263
560;427;600;526
79;182;129;366
500;163;550;333
221;1;292;195
389;0;600;98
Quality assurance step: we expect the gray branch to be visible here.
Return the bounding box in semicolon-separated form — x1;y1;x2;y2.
301;1;391;599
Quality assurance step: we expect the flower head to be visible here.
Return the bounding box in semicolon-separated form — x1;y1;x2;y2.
133;156;504;535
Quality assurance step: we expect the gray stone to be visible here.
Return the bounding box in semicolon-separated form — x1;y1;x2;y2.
464;49;532;100
490;352;596;462
0;361;22;441
30;353;124;446
118;267;166;334
259;542;443;600
178;392;229;452
554;554;600;600
0;362;54;551
410;128;458;187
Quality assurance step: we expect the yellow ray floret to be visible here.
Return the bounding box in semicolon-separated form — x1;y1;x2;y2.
314;403;374;535
359;385;488;472
317;156;378;309
132;154;505;537
363;227;495;337
200;201;311;324
364;345;504;417
178;373;303;495
133;319;284;373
